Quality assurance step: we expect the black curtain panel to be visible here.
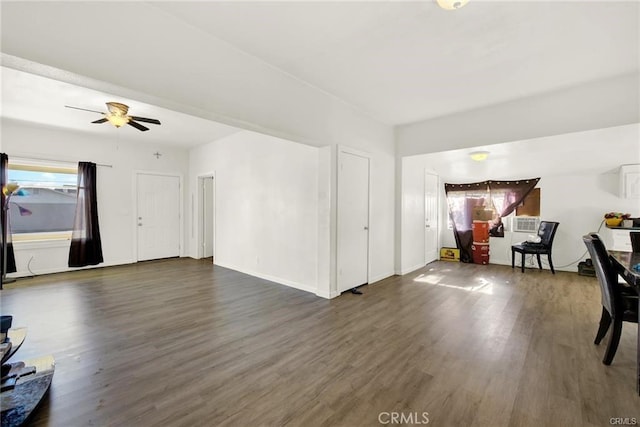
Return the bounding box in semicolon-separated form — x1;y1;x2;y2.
487;179;540;217
445;178;540;263
68;162;104;267
487;178;540;236
1;153;17;277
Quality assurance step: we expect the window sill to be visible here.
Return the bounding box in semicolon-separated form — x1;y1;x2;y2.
12;232;72;242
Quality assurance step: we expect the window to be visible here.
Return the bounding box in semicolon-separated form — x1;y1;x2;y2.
7;160;78;241
515;188;541;216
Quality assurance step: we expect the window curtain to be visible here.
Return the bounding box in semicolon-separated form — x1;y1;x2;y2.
444;182;491;263
487;179;540;236
1;153;17;277
68;162;104;267
444;178;539;263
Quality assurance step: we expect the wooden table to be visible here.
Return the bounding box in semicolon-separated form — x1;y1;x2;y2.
608;250;640;395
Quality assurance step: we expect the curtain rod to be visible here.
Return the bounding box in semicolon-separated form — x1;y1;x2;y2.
8;154;113;168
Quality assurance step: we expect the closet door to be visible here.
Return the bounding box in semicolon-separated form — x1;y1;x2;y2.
337;150;370;293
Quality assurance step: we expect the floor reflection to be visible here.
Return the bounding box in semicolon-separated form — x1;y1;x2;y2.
413;273;494;295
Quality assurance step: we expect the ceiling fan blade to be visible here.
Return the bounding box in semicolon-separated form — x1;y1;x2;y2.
65;105;104;114
106;102;129;115
127;120;149;132
130;116;161;125
92;118;108;124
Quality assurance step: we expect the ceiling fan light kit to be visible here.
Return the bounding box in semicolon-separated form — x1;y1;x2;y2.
106;114;128;128
65;102;161;132
437;0;469;10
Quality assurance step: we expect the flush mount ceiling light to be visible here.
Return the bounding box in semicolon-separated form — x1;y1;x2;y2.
437;0;470;10
470;151;489;162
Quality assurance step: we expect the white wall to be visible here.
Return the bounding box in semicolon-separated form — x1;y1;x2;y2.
398;156;425;274
188;131;319;294
3;23;399;296
2;118;395;299
1;118;189;277
316;146;333;298
188;129;396;298
396;73;639;157
485;169;639;269
400;124;640;272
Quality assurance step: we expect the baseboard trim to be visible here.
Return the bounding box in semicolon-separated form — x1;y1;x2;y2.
213;261;317;295
368;271;395;284
315;289;340;299
398;263;425;276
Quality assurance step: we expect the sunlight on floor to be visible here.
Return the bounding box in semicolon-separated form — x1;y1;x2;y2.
413;273;495;295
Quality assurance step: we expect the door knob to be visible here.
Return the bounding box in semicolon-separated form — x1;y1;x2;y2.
364;226;369;230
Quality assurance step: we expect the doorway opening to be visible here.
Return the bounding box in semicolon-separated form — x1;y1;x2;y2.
197;174;215;262
425;172;440;264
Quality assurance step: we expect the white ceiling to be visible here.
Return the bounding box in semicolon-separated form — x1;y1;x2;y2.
0;1;638;147
0;67;241;148
152;0;639;124
411;123;640;183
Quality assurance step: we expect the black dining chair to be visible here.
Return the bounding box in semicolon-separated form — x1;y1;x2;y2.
583;233;639;365
631;231;640;253
511;221;560;274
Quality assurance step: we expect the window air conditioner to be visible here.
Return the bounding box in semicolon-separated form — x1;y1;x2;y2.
512;216;540;233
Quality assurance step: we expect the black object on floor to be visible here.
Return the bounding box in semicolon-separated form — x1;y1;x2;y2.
1;320;55;427
578;259;596;277
350;288;363;295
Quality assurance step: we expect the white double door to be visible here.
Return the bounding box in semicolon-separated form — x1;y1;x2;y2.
136;173;181;261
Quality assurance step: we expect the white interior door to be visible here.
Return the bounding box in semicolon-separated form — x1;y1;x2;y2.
425;172;439;264
337;150;370;293
137;173;180;261
202;176;214;259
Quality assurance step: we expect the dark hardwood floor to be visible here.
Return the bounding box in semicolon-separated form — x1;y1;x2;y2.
1;259;638;426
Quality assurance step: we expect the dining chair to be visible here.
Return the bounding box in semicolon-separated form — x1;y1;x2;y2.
630;231;640;253
511;221;560;273
583;233;639;365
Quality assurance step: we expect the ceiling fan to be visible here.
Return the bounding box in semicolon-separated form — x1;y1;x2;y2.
65;102;161;131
